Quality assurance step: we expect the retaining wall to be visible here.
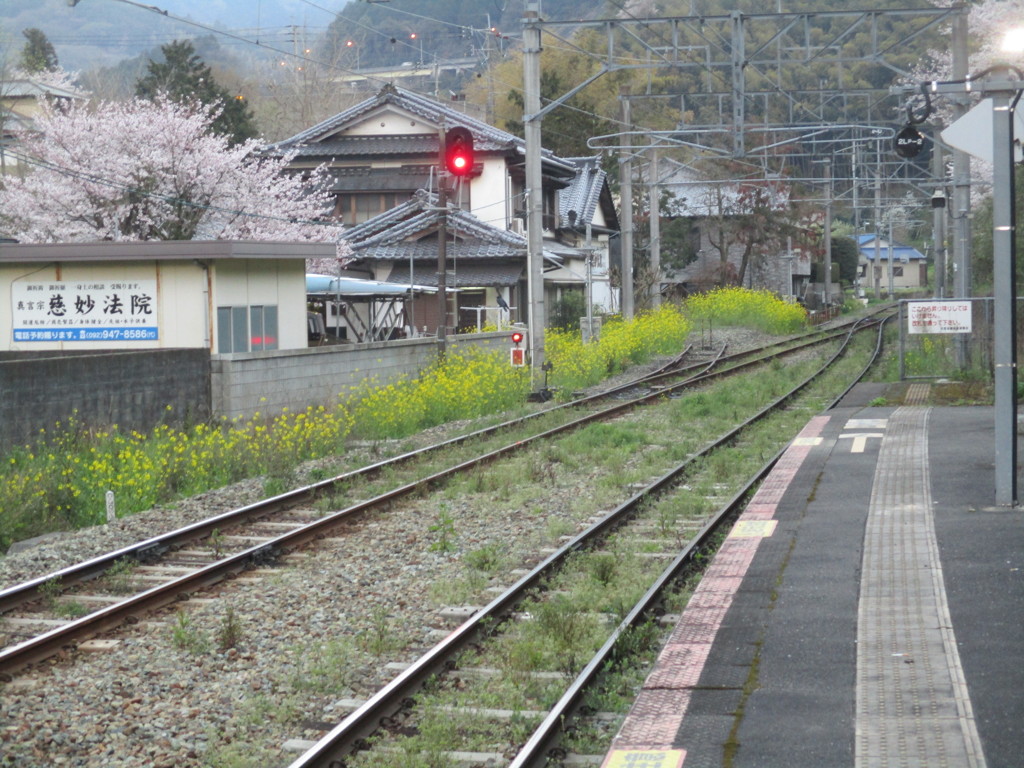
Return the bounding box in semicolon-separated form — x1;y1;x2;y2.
0;349;211;451
0;332;512;452
209;331;510;420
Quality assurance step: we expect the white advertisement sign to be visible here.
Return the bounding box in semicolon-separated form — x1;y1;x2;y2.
12;280;158;342
907;300;972;335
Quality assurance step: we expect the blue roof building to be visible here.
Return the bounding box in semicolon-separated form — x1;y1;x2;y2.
857;235;927;291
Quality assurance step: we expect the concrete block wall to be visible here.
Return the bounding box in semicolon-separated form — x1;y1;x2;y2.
210;331;511;421
0;332;511;453
0;349;211;451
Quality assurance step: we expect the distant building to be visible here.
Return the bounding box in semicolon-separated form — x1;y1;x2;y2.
1;74;85;176
857;234;927;293
270;84;619;332
658;163;801;297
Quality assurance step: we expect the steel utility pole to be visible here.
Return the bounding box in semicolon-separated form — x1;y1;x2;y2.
989;83;1018;506
913;73;1019;506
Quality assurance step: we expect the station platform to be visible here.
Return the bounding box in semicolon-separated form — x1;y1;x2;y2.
601;384;1024;768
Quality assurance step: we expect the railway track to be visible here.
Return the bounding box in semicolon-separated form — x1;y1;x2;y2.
284;314;891;768
0;312;891;767
0;319;879;677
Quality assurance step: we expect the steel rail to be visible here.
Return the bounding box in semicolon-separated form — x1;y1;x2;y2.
0;322;857;618
507;311;892;767
0;324;861;677
286;316;876;767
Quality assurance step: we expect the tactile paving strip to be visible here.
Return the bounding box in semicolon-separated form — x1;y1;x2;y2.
603;416;831;758
855;406;987;768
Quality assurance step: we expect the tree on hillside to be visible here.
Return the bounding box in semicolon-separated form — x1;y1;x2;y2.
0;97;346;253
20;28;58;73
136;40;257;145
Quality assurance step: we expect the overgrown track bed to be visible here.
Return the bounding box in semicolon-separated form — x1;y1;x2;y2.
285;318;889;768
0;317;887;767
0;320;874;677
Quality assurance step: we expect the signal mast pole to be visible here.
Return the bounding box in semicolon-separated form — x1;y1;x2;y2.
437;127;448;353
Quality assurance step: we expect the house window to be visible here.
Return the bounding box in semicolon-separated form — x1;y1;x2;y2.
334;193;400;224
543;187;557;231
217;305;278;352
893;266;904;278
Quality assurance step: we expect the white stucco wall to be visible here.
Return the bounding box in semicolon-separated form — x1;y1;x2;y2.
2;254;311;353
211;259;307;352
343;104;432;137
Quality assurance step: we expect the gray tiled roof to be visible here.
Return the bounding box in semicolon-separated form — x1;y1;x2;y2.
386;262;524;288
559;156;608;230
285;134;512;159
268;84;576;175
272;84;517;151
344;190;527;263
365;241;525;263
289;136;438;158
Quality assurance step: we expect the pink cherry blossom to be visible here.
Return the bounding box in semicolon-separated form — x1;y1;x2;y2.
0;96;350;261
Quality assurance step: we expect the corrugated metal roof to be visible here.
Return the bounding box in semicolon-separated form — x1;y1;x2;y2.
306;273;436;295
0;240;336;263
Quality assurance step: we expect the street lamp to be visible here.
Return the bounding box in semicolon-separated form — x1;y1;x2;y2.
1002;28;1024;53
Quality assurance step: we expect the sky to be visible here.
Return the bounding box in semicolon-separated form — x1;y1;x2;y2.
1;0;349;71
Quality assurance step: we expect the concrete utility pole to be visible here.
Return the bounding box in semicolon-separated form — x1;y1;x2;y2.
523;0;546;377
620;89;634;320
648;144;661;309
873;160;882;301
823;160;832;306
951;12;973;372
730;10;745;156
932;132;947;300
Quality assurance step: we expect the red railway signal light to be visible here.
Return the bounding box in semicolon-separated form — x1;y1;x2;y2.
445;126;474;177
510;330;526;366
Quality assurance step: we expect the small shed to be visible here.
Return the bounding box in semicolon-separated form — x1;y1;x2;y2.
0;240;335;353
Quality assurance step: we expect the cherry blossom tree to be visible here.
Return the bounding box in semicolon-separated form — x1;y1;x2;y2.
908;0;1024;116
0;96;348;258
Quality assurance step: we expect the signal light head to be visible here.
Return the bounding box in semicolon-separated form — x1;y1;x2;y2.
444;126;474;177
511;331;524;345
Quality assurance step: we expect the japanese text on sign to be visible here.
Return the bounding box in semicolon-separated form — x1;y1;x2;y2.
907;300;972;335
12;280;159;342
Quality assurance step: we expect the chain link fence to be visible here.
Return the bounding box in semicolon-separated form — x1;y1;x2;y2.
897;298;1024;381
